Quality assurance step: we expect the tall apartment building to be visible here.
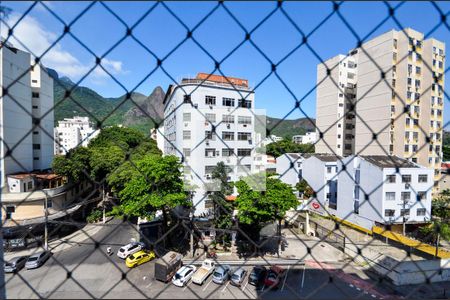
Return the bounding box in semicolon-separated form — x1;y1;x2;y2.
0;40;54;188
316;28;445;191
54;116;99;155
163;73;258;215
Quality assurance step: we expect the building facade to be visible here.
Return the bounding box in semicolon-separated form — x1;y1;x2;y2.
315;28;445;193
54;116;99;155
276;153;309;187
292;132;317;144
163;73;258;215
0;41;54;188
302;154;341;215
336;155;433;231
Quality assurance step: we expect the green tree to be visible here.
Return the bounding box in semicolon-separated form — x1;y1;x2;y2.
432;190;450;220
52;147;91;182
235;175;298;256
210;162;234;245
296;179;313;199
116;155;190;230
89;145;126;182
88;126;148;149
266;139;314;157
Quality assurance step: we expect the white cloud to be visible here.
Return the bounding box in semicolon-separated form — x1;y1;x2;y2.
0;13;125;82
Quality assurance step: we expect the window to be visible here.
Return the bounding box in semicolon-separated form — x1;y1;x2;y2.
345;123;353;130
205;95;216;105
222;97;235;107
326;166;332;173
183;131;191;140
222;148;234;157
222;115;234;124
345;134;352;140
404;145;409;152
33;157;39;161
32;92;40;98
393;52;397;60
237;149;251;157
238;116;252;125
183;113;191;122
205;131;215;140
183;95;191;103
205;148;217;157
33;131;39;135
418;174;428;183
393;39;397;49
32;79;38;83
344;144;351;150
401;192;411;202
400;209;410;217
32;105;38;109
205;113;216;123
417;208;426;216
238;99;252;108
417;191;426;201
416;66;421;74
438;61;443;69
33;144;41;150
183;148;191;157
402;175;411;183
354;186;360;200
205;166;216;174
222;132;234;141
433;59;436;67
385;192;395;201
5;206;15;220
237;132;251;141
47;199;52;208
407;78;412;85
385;209;395;217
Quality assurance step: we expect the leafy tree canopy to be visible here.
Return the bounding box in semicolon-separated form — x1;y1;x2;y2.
266;139;314;157
235;175;298;226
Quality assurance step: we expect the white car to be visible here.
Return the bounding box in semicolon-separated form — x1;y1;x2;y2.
172;265;197;287
117;242;145;259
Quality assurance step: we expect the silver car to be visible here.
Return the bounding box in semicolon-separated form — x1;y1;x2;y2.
25;251;52;269
230;267;247;287
4;256;28;273
212;265;231;285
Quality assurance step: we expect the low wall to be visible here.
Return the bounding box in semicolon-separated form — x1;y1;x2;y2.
344;241;450;285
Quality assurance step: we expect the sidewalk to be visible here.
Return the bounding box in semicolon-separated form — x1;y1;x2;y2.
4;220;110;261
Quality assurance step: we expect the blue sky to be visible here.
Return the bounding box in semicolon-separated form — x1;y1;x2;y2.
1;1;450;123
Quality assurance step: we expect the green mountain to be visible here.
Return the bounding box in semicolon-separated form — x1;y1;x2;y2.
266;116;316;139
51;69;164;134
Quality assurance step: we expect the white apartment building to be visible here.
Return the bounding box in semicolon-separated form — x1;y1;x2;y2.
336;155;433;231
315;28;445;193
163;73;259;215
0;41;54;188
302;154;341;215
54;116;99;155
292;132;317;144
276;153;310;187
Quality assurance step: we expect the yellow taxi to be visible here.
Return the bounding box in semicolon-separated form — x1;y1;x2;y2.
125;250;156;268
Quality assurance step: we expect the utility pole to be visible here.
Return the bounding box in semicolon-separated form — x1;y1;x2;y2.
102;185;106;224
190;211;194;258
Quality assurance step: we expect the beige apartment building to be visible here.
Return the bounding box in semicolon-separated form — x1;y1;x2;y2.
316;28;445;192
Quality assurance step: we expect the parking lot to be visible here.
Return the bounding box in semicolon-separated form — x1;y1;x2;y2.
4;220;392;299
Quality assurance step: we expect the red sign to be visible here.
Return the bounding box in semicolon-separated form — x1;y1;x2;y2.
312;202;320;210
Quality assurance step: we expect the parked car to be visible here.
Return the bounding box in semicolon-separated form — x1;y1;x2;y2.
264;265;285;289
125;250;156;268
25;251;52;269
212;264;231;285
248;266;267;286
230;267;247;287
192;259;215;285
172;265;197;287
4;256;28;273
117;242;145;259
154;251;183;282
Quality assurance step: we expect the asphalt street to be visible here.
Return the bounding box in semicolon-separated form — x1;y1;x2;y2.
4;219;395;299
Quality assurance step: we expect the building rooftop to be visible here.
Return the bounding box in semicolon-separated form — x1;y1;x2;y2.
361;155;419;169
311;153;342;162
180;73;249;89
7;172;63;181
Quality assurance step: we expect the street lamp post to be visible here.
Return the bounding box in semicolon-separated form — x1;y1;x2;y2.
189;211;194;258
44;194;48;250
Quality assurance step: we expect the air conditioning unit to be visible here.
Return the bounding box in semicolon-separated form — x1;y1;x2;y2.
405;183;410;189
206;174;211;180
184;123;188;127
209;105;213;109
243;124;247;127
227;124;230;129
206;141;210;145
194;104;198;109
248;139;252;144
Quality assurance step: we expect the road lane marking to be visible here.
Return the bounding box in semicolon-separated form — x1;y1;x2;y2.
183;281;191;291
242;281;248;292
300;264;306;289
281;266;290;291
146;282;153;288
202;279;212;291
221;281;230;293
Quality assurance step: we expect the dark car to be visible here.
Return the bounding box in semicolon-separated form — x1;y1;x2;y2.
248;266;267;286
4;256;28;273
25;251;52;269
264;265;285;289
